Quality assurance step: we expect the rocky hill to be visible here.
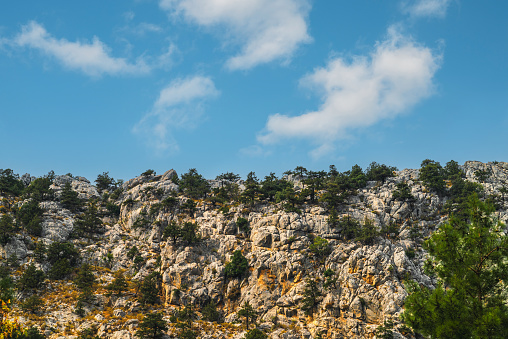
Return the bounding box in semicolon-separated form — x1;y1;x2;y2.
0;160;507;339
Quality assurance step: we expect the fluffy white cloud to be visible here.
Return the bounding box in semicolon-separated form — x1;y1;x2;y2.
258;27;441;154
133;76;219;152
159;0;311;70
402;0;451;18
14;21;149;76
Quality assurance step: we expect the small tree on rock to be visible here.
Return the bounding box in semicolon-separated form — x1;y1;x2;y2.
225;250;249;279
301;278;322;316
106;270;129;297
60;182;82;212
17;263;45;292
237;302;257;330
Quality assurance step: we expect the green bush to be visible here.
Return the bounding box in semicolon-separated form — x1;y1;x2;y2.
392;182;415;202
18;326;46;339
309;237;331;262
20;295;44;314
244;328;268;339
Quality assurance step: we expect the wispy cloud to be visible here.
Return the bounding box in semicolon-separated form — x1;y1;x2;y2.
402;0;451;18
159;0;312;70
257;27;441;156
133;76;219;153
12;21;150;77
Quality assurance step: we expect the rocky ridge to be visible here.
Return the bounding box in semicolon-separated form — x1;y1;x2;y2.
1;161;508;338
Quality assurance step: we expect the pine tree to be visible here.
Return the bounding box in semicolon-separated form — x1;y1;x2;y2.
301;278;322;316
0;214;16;245
237;302;257;330
401;195;508;338
74;200;103;239
17;263;45;291
139;273;160;305
60;182;82;212
106;271;129;297
136;312;168;339
224;250;249;279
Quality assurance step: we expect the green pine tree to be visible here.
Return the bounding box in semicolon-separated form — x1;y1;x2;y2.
401;195;508;338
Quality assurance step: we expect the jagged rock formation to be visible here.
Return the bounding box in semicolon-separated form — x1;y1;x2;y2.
1;161;507;338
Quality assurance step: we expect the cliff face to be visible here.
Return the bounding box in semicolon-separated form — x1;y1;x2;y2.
1;161;508;338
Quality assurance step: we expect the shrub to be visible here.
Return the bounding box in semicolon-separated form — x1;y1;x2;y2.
74;263;96;293
127;246;139;260
244;328;268;339
20;295;44;314
375;320;394;339
0;169;24;197
142;169;156;177
0;268;14;303
163;222;181;244
78;326;100;339
357;218;379;245
181;222;200;244
323;269;337;290
74;200;104;238
105;202;121;217
19;326;46;339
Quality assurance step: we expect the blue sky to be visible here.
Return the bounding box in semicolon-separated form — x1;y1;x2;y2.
1;0;507;181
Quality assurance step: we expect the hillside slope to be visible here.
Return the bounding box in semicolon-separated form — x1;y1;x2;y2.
0;160;507;338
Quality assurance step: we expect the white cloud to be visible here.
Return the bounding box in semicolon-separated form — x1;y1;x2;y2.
402;0;451;18
257;27;441;155
14;21;149;77
159;0;311;70
133;76;219;152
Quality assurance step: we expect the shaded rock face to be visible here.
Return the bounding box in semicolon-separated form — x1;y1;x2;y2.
3;162;508;339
